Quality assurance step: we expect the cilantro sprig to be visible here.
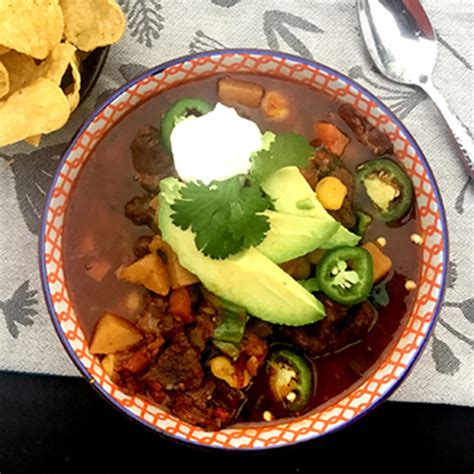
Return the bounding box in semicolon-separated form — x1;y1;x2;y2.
171;176;271;259
250;132;314;183
169;132;314;259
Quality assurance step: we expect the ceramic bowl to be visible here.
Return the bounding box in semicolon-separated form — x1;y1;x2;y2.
40;49;448;449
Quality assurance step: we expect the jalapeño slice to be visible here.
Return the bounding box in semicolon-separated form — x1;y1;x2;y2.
357;158;414;222
316;246;373;305
161;98;213;152
266;347;314;413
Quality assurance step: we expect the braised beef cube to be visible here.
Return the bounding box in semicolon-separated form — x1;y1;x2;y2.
125;195;155;227
130;126;170;175
171;378;245;431
187;312;216;352
148;333;204;390
282;300;377;356
339;104;393;156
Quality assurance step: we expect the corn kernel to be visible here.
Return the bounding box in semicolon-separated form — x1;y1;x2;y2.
315;176;348;211
410;233;424;245
263;411;274;422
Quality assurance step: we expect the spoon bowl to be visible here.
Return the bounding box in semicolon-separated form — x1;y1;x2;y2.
358;0;474;177
358;0;437;85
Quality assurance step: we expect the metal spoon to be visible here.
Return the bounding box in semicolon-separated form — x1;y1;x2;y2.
358;0;474;178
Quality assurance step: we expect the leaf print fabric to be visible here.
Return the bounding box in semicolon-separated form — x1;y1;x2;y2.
0;0;472;407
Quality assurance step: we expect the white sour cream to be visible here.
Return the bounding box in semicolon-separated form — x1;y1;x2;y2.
170;103;262;184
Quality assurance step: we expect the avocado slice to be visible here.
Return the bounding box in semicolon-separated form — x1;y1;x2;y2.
159;178;325;325
261;166;360;248
256;210;339;264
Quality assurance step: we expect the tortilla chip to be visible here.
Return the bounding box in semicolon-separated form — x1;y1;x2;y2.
66;52;81;111
1;51;37;95
61;0;125;51
0;1;64;60
0;46;10;55
31;42;81;112
0;78;70;147
25;135;42;147
0;61;9;99
33;42;76;84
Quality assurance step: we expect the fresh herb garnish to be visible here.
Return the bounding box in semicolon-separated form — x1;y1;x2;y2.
250;132;314;183
171;175;271;259
169;132;314;259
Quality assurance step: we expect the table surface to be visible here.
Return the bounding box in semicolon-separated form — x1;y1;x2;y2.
0;373;472;473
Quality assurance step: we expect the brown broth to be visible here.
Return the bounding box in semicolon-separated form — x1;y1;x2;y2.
63;73;421;424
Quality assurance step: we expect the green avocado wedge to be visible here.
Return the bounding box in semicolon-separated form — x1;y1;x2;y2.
256;210;339;264
261;166;360;249
159;178;325;326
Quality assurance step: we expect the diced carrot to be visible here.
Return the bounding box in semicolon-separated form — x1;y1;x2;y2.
146;381;165;403
218;77;264;108
362;242;393;282
122;346;151;374
314;122;350;156
169;287;193;323
261;90;290;121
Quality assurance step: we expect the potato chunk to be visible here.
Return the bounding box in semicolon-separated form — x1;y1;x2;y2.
261;91;290;121
90;312;143;355
149;236;198;289
218;77;264;108
117;253;170;295
101;354;116;378
362;242;392;282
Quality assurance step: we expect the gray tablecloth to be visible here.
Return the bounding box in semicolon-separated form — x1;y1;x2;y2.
0;0;472;406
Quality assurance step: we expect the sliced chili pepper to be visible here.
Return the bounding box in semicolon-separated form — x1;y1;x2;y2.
357;158;414;222
355;210;373;237
161;97;213;152
266;347;314;412
316;246;373;305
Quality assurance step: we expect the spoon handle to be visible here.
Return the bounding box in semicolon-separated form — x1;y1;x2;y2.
421;80;474;179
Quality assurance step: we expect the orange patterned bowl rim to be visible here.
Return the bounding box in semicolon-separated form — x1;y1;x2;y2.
39;49;448;450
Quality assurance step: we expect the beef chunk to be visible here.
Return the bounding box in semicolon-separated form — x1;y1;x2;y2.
133;235;152;259
125;195;155;227
147;332;204;390
339;104;393;156
282;299;377;357
130;126;174;175
187;311;216;352
301;148;357;229
130;126;177;193
136;294;186;338
171;378;245;430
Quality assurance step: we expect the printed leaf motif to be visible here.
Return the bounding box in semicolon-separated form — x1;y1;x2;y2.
119;0;164;48
437;32;472;71
263;11;323;59
348;65;426;119
0;280;38;339
445;298;474;324
1;143;67;235
432;335;461;375
189;30;226;54
211;0;241;7
446;260;458;289
454;177;472;215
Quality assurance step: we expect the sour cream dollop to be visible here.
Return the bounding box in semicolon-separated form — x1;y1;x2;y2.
170;103;262;184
